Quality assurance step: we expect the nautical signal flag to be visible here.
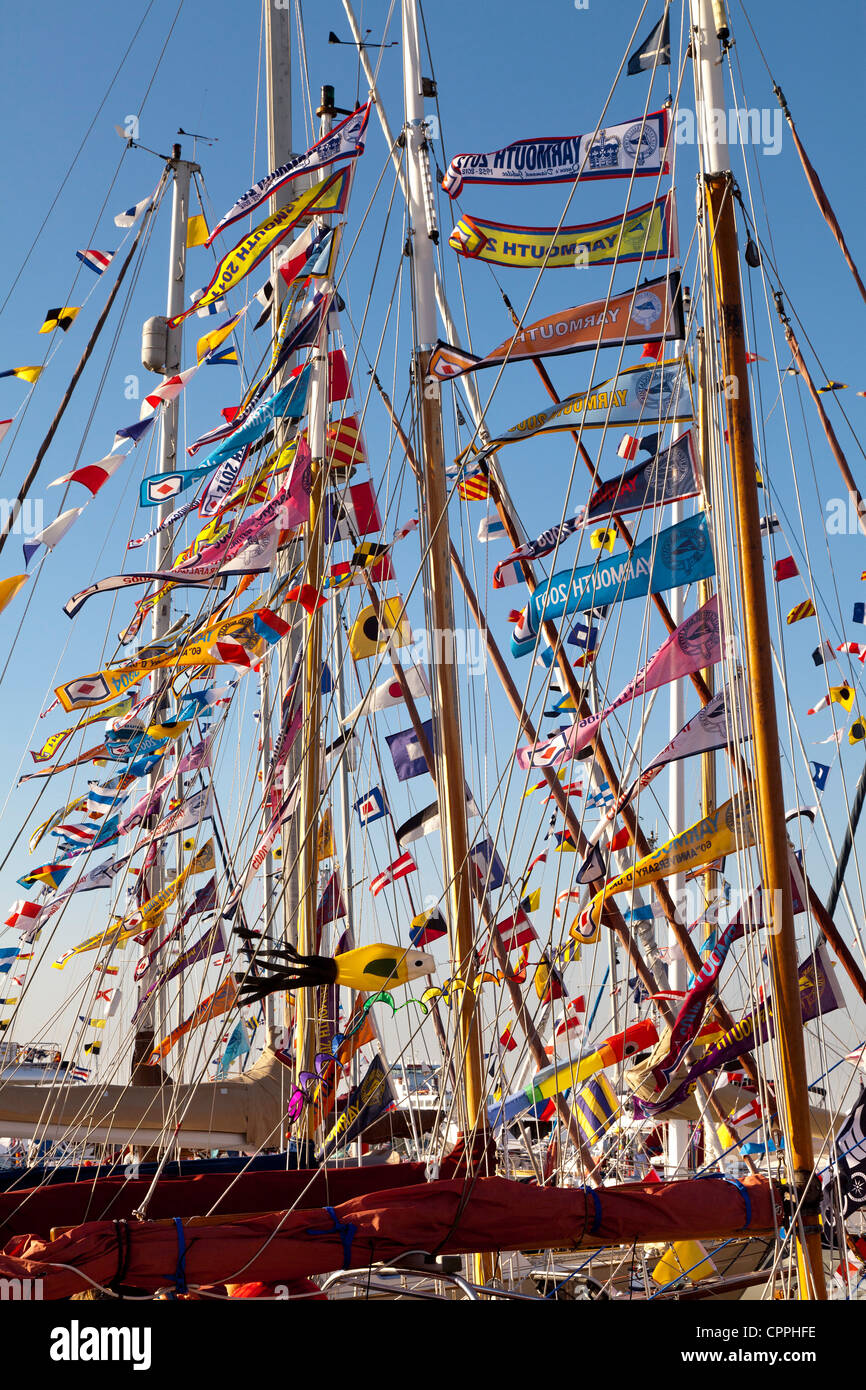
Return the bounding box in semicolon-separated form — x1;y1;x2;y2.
617;433;642;460
39;306;80;334
773;556;799;581
850;720;866;746
838;642;866;664
759;514;781;537
253;608;291;646
574;1074;618;1143
409;907;448;947
0;366;43;384
458;472;490;501
114;190;155;228
817;382;848;393
186;214;209;248
590;527;616;553
812;640;838;667
808;684;855;714
197;312;243;363
0;420;10;445
519;888;541;913
324;416;365;472
355;787;388;825
809;763;830;791
324;480;381;541
855;603;866;625
76;248;114;276
386;719;435;782
370;851;417;896
787;599;816;624
470;837;507;890
495;908;537;952
348;598;411;660
50;453;125;497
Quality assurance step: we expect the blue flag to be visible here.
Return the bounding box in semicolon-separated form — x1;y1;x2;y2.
216;1019;250;1078
385;720;436;782
810;761;830;792
512;512;715;658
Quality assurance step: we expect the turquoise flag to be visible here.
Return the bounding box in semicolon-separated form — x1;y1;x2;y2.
512;511;714;657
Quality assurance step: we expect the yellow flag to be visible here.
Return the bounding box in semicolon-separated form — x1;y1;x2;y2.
3;366;42;383
196;311;242;363
0;574;28;616
317;810;335;860
574;795;757;944
186;214;209;248
850;719;866;745
349;597;412;659
590;527;616;553
39;306;80;334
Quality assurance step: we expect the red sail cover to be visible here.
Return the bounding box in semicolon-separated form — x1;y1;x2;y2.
1;1173;778;1297
0;1133;489;1238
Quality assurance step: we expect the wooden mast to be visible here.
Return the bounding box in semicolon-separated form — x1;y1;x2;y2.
691;0;826;1299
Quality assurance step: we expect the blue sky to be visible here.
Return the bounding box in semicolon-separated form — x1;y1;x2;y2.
0;0;864;1072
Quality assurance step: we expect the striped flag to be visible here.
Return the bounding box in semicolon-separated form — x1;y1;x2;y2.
370;852;417;896
76;248;114;276
839;642;866;663
458;472;489;501
325;416;366;471
495;908;537;952
787;599;816;624
574;1074;618;1143
617;433;641;460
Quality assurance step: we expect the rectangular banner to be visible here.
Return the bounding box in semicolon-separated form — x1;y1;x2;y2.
443;109;670;196
463;358;693;467
429;272;683;381
449;193;677;269
511;511;714;657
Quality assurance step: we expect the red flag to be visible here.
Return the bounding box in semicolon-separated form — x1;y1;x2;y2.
773;555;799;581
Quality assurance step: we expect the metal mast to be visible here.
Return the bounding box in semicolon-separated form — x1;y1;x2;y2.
132;145;197;1084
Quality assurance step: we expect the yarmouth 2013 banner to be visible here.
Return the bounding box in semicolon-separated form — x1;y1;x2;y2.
443;109;670;196
511;511;714;657
449;193;678;269
429;272;683;381
461;358;694;466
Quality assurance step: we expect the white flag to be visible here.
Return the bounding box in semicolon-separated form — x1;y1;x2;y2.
343;663;430;725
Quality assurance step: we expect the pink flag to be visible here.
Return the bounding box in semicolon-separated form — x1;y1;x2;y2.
515;595;722;770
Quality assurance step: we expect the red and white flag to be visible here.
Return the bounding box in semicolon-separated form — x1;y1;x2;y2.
4;900;44;931
495;908;537;952
370;852;417;896
838;642;866;663
617;433;641;460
